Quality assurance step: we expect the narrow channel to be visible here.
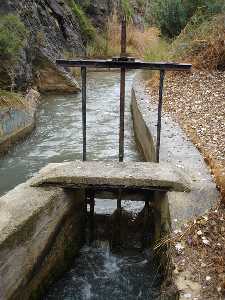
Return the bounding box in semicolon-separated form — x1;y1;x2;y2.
0;71;161;299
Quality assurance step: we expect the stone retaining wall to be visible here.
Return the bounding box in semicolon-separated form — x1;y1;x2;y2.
0;182;85;300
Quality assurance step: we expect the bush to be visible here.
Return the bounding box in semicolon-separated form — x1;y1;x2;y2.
121;0;134;21
151;0;188;38
0;14;27;60
150;0;225;38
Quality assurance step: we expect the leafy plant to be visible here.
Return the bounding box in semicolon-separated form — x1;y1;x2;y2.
121;0;134;21
67;0;96;41
151;0;188;38
150;0;225;38
0;14;27;60
0;14;27;91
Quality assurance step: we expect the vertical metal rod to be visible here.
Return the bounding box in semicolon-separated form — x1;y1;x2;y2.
119;15;127;163
119;67;126;162
81;67;87;161
121;16;127;57
156;70;165;163
118;15;127;210
117;189;122;209
89;192;95;244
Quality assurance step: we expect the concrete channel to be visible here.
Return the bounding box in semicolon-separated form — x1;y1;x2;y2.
0;70;219;299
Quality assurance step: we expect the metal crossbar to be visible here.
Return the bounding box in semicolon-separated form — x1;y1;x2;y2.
56;20;191;164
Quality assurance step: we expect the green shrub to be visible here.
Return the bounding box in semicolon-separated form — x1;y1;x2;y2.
0;14;27;60
151;0;188;38
150;0;225;38
67;0;96;41
121;0;134;21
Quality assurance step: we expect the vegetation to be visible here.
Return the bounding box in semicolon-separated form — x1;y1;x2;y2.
0;14;27;91
121;0;134;20
0;14;27;60
144;0;225;70
86;12;159;58
150;0;225;38
0;89;25;109
67;0;96;42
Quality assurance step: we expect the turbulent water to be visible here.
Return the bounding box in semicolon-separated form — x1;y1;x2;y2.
0;71;140;196
0;71;161;299
44;243;160;300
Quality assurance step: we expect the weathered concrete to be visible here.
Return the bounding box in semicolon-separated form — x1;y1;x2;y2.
131;71;219;225
0;89;40;155
30;160;191;193
0;181;85;300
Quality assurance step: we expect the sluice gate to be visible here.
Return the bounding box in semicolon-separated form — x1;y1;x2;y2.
52;17;191;246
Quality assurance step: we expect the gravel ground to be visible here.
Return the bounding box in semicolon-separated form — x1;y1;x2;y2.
146;70;225;299
146;70;225;199
171;203;225;300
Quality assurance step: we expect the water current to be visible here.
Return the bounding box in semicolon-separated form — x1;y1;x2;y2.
0;71;161;299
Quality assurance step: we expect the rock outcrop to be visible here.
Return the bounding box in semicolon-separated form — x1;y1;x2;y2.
0;0;84;92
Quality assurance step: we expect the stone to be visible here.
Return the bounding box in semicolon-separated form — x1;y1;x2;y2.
30;160;191;192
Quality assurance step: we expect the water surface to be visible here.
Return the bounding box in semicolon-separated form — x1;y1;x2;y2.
0;71;161;299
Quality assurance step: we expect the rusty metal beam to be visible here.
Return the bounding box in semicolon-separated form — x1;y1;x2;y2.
57;59;192;71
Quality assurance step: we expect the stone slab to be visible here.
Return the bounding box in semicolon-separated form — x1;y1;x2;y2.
30;160;191;193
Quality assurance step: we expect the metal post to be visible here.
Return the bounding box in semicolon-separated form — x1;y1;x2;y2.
81;67;87;161
156;70;165;163
89;192;95;244
119;68;126;163
119;15;127;163
121;16;127;58
118;15;127;211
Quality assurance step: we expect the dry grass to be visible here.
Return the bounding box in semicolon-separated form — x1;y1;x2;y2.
0;90;25;109
171;203;225;299
87;12;159;58
171;13;225;70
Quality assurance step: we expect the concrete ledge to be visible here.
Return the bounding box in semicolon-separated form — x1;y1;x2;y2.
131;71;219;225
0;89;40;156
30;161;191;193
0;181;85;300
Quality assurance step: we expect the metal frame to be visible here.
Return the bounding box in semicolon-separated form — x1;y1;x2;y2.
56;60;191;163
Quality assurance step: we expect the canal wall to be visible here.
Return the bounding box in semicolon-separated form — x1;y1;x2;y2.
131;71;218;225
0;181;85;300
0;89;40;156
131;71;219;299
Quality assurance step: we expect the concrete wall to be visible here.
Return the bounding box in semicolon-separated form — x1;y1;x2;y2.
131;72;218;225
0;89;40;155
131;89;156;162
0;181;85;300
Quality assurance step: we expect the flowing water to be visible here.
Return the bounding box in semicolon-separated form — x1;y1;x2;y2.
0;71;161;299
